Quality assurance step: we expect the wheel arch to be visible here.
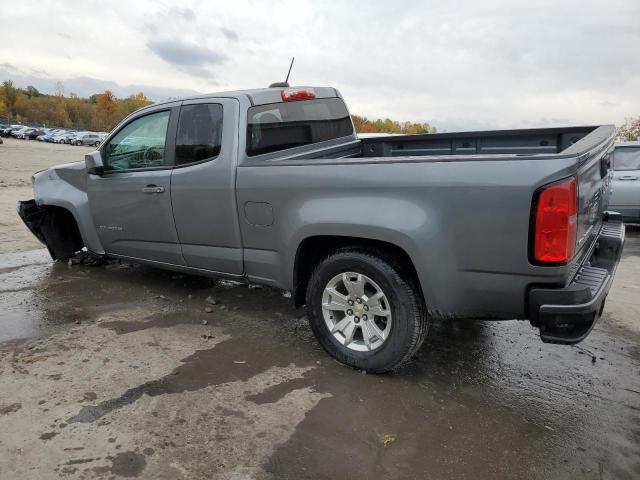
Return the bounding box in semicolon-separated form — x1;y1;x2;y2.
291;235;426;309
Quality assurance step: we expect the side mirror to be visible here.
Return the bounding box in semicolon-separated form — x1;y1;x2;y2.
85;151;105;175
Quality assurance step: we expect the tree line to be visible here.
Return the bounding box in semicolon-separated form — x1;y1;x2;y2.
0;80;152;132
0;79;438;135
618;117;640;141
352;115;436;134
3;78;639;139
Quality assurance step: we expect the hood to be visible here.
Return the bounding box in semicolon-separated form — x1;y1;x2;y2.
34;161;87;195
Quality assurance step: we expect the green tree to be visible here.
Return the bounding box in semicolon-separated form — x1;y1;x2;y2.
2;80;18;116
118;92;152;119
25;85;41;98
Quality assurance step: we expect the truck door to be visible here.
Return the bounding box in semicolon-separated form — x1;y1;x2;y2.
87;106;185;265
170;98;244;274
610;146;640;220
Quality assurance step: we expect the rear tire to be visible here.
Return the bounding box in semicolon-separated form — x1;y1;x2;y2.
306;248;427;373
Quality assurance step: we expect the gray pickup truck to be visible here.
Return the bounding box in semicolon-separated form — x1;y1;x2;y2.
18;85;625;372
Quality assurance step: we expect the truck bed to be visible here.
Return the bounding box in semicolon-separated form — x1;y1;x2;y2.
359;126;598;157
246;126;610;165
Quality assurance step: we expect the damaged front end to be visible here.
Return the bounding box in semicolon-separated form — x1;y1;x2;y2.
17;200;84;260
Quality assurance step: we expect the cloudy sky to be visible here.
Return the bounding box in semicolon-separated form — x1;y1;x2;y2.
1;0;639;131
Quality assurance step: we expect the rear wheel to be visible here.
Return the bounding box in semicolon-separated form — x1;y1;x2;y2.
306;248;427;373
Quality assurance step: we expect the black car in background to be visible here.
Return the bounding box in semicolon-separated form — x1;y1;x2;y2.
25;129;45;140
1;125;22;137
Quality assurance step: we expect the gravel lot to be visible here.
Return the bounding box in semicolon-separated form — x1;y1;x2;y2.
0;138;639;479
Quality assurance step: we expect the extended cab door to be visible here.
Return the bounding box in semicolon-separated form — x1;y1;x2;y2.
86;105;185;265
170;98;244;274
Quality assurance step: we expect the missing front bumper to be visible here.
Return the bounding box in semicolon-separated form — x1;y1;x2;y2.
17;199;49;247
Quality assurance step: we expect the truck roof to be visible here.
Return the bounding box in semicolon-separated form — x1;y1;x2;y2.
150;86;340;109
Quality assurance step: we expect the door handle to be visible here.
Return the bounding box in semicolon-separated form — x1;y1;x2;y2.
142;185;165;194
618;176;638;181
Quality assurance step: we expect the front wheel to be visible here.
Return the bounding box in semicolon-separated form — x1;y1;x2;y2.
306;248;427;373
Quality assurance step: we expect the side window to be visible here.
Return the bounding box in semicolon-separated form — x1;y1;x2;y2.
613;149;640;171
104;110;170;171
175;104;223;166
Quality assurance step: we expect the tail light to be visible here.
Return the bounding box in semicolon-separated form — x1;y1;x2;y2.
533;177;578;264
281;87;316;102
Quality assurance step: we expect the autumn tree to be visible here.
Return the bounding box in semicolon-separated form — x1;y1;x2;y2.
352;115;436;134
0;96;7;117
94;90;119;131
618;117;640;141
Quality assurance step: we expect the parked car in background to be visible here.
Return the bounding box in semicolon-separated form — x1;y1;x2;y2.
52;132;69;143
610;142;640;223
73;132;102;147
2;125;22;137
59;131;79;144
43;130;62;142
25;129;46;140
1;125;22;137
36;129;54;141
1;126;13;136
17;128;35;139
17;128;33;139
13;126;34;139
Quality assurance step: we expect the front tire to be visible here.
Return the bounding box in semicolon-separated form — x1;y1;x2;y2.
306;248;427;373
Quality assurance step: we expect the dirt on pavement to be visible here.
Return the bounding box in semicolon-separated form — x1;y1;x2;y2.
0;138;639;480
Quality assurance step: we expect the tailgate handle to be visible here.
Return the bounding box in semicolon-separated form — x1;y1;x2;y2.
619;175;638;181
142;185;165;194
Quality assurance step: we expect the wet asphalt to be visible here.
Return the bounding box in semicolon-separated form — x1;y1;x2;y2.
0;230;639;479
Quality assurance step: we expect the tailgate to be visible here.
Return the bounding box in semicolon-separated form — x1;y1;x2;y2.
573;132;615;266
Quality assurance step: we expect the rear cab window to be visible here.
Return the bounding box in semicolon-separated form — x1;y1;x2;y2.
246;97;353;156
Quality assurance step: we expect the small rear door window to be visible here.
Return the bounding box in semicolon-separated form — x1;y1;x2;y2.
246;97;353;156
175;103;223;166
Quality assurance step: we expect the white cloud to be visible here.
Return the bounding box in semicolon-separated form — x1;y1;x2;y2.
1;0;639;130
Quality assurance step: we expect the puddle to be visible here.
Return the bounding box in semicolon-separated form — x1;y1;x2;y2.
0;249;52;341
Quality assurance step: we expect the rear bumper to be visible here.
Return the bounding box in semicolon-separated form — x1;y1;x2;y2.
528;212;625;344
